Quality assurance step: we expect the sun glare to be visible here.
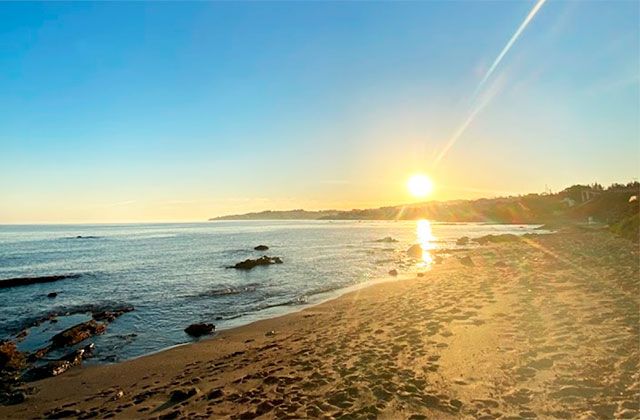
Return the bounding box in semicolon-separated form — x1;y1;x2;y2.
407;174;434;198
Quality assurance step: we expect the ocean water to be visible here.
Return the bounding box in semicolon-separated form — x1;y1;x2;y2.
0;221;543;363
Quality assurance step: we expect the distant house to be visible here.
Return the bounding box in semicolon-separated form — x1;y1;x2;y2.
580;189;601;203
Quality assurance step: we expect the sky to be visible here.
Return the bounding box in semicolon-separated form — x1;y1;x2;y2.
0;1;638;223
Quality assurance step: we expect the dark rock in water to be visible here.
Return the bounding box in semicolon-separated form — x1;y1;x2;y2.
92;305;134;322
375;236;398;243
417;273;425;277
254;245;269;251
51;320;106;348
229;256;283;270
407;244;423;259
0;341;25;372
456;236;470;246
46;292;58;298
388;269;398;276
27;346;51;363
0;274;81;289
73;236;99;239
184;323;215;337
169;387;199;402
458;256;475;267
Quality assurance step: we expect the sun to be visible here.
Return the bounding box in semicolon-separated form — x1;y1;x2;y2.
407;174;434;198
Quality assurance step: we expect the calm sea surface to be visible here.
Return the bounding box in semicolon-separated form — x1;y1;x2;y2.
0;221;543;363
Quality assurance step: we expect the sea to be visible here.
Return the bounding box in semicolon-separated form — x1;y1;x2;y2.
0;220;544;364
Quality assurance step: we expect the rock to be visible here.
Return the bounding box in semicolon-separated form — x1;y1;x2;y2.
24;360;71;381
417;273;425;277
456;236;470;246
406;244;423;259
4;391;26;405
92;305;134;322
375;237;398;243
27;346;51;363
434;255;444;264
265;330;276;337
494;261;508;267
0;341;25;372
254;245;269;251
169;387;199;403
458;256;475;267
207;389;224;400
60;343;94;366
46;292;58;298
51;320;106;348
229;256;283;270
0;274;81;289
184;323;215;337
388;269;398;276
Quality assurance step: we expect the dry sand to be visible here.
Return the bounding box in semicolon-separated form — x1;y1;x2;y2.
1;229;638;419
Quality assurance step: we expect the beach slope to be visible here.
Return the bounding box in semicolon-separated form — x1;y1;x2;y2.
2;229;638;419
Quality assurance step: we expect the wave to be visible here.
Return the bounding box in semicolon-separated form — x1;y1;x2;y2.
192;283;260;299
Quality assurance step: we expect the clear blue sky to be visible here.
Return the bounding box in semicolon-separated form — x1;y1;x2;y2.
1;1;638;222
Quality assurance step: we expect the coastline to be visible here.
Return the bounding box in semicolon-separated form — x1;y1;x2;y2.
2;228;638;419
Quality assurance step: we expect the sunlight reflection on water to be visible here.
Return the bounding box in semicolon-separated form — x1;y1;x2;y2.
416;219;437;267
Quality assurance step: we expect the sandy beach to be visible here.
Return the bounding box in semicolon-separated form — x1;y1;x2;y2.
1;228;638;419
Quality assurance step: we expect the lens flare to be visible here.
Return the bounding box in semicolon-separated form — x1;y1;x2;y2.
407;174;434;198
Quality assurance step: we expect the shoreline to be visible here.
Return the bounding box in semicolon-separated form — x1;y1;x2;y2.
2;229;638;419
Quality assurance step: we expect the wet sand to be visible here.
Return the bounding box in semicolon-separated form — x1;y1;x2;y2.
2;229;639;419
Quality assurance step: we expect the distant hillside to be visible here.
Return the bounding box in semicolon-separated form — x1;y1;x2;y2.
211;209;342;221
210;182;640;226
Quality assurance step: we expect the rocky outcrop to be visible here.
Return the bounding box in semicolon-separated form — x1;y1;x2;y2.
0;274;81;289
23;344;95;382
229;256;283;270
184;323;215;337
0;342;25;372
375;237;398;243
388;269;398;276
46;292;58;298
254;245;269;251
23;361;71;381
92;305;134;322
51;320;106;348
